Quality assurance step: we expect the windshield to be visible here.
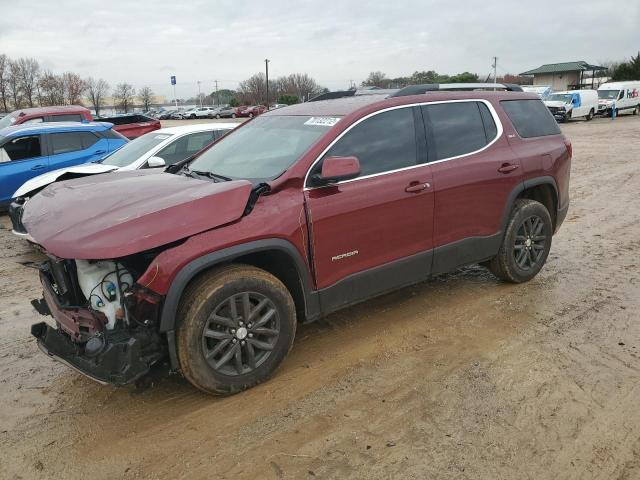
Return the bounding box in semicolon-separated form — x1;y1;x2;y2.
102;131;173;167
598;90;620;100
187;115;335;181
0;112;19;130
547;94;572;103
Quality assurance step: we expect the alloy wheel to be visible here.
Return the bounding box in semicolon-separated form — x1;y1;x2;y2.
201;292;280;376
513;215;547;270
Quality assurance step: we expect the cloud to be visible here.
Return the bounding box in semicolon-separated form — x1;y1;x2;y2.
0;0;638;98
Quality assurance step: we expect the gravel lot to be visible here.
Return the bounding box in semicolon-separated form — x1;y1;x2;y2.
1;114;639;480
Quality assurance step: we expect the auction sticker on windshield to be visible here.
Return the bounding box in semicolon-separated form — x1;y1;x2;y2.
304;117;341;127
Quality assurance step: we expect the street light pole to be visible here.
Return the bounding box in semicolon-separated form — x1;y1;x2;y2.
197;80;202;107
265;58;270;108
215;80;219;106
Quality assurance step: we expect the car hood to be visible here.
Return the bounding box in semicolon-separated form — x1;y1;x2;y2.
22;170;253;260
544;101;570;108
13;163;119;198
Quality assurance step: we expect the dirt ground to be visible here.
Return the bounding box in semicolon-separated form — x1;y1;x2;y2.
1;114;640;480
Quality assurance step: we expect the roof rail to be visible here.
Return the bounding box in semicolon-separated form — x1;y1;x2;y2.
308;88;400;102
390;83;523;97
308;90;356;102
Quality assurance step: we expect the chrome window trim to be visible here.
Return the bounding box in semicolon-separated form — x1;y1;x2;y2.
303;98;503;190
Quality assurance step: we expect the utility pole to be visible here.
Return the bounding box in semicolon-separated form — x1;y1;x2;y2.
492;56;498;90
265;58;270;108
215;80;219;106
197;80;202;107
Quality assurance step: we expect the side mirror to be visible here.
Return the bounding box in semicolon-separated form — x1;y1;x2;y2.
147;156;166;168
313;156;361;186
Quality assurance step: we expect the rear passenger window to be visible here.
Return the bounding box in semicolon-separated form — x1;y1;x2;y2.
49;114;83;122
79;132;99;149
500;100;561;138
423;102;490;160
317;107;416;178
51;132;84;154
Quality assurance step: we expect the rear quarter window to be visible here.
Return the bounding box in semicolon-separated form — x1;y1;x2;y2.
49;114;83;122
500;99;561;138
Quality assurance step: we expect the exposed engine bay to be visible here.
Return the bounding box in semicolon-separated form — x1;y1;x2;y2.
31;254;166;386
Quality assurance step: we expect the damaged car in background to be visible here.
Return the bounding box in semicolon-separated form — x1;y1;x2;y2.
20;87;571;395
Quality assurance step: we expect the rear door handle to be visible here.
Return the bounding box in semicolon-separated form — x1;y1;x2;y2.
497;163;519;174
93;149;106;154
31;164;46;171
405;182;431;193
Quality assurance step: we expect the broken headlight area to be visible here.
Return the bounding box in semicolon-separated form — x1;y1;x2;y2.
31;255;166;386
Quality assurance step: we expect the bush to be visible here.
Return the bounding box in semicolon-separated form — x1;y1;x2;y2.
277;95;299;105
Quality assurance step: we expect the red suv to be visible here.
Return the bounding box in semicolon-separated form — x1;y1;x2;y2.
0;106;161;139
22;88;571;395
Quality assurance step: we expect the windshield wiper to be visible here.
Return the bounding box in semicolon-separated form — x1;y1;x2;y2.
183;168;232;182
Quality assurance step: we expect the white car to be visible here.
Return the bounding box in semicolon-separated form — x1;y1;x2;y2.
13;123;237;198
182;107;217;119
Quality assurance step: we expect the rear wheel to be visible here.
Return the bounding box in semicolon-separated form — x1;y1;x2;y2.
176;265;296;395
487;199;553;283
216;114;221;119
232;113;236;118
634;105;640;115
586;108;594;121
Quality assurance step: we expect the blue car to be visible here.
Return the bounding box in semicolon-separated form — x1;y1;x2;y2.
0;122;127;208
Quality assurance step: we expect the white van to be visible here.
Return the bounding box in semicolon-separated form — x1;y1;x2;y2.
543;89;599;122
597;81;640;116
522;85;552;99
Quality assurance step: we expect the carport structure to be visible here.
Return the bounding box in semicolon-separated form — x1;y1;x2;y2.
521;61;608;91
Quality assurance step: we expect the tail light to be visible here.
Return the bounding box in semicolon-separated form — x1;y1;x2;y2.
563;137;572;158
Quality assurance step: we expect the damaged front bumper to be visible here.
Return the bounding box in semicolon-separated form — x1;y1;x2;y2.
31;321;158;386
31;259;166;386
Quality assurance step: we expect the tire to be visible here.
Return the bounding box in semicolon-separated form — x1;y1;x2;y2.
176;264;297;395
216;114;221;119
190;114;196;119
634;105;640;116
249;113;254;118
487;199;553;283
586;108;594;121
231;113;236;118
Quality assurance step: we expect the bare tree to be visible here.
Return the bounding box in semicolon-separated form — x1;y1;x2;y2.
62;72;87;105
86;77;109;116
275;73;324;102
138;86;154;111
17;57;40;107
361;71;390;88
7;59;23;109
38;70;66;106
0;54;9;112
237;73;270;105
113;82;135;113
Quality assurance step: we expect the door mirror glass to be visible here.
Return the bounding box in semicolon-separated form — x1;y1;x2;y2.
313;156;361;185
147;156;166;168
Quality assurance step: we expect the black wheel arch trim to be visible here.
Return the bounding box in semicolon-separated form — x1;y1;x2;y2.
500;176;560;234
159;238;319;334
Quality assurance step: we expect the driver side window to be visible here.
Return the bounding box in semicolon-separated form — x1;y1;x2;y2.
309;107;416;181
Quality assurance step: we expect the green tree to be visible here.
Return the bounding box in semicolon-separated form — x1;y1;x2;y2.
611;52;640;81
277;94;299;105
229;97;239;107
448;71;479;83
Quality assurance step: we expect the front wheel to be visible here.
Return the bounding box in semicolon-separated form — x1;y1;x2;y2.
231;113;236;118
487;199;553;283
176;265;297;395
216;114;221;119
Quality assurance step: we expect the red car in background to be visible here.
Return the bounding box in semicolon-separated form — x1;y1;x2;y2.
240;105;267;117
0;106;161;139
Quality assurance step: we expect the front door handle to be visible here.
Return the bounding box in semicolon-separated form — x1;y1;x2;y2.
31;164;46;171
405;182;431;193
497;163;519;174
93;149;106;155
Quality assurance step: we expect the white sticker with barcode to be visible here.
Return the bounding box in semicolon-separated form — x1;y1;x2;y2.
304;117;341;127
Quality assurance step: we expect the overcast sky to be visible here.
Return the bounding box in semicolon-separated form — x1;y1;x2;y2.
1;0;638;99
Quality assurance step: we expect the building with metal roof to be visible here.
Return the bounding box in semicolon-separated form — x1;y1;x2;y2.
521;61;608;91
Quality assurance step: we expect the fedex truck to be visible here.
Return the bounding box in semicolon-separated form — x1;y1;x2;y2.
597;81;640;116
